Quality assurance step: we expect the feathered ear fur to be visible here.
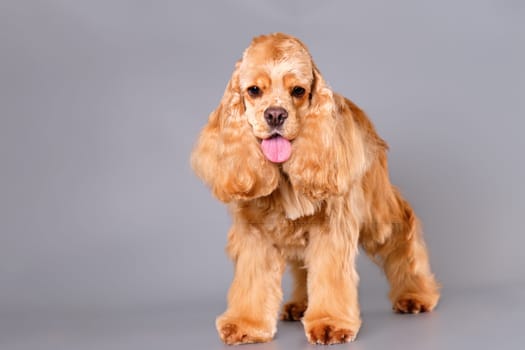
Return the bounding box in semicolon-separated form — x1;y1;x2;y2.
283;65;369;200
191;62;280;203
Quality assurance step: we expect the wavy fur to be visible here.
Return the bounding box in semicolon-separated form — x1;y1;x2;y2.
191;33;440;345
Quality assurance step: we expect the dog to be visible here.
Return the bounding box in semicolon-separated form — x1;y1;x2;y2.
191;33;440;345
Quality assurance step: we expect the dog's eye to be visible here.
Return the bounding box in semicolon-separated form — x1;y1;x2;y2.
291;86;306;98
247;86;262;98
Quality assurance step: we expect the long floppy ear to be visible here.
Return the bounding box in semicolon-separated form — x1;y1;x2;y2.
191;62;280;203
283;65;369;200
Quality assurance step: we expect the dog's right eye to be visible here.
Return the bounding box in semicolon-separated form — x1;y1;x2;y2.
247;86;262;98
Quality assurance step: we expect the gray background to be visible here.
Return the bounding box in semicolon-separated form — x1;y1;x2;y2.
1;0;524;349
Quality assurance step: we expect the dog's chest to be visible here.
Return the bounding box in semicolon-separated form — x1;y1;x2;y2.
278;177;321;220
268;218;311;260
265;181;324;260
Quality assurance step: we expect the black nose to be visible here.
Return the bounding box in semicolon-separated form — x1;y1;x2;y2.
264;107;288;128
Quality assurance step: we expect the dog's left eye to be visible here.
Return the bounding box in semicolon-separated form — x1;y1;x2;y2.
291;86;306;98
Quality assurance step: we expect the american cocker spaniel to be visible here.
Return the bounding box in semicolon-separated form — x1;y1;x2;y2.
191;33;440;345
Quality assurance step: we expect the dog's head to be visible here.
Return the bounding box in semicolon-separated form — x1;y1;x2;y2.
192;33;354;202
238;33;322;162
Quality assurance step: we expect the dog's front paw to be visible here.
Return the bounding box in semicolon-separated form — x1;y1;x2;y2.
303;317;360;345
280;301;307;321
216;314;275;345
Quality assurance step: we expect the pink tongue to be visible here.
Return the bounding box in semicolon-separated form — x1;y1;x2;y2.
261;136;292;163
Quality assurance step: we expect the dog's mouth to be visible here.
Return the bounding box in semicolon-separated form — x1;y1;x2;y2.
260;134;292;163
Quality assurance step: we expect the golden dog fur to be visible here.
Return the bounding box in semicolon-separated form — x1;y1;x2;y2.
191;33;440;345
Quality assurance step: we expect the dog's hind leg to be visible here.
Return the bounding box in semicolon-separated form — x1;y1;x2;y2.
360;191;441;314
281;260;308;321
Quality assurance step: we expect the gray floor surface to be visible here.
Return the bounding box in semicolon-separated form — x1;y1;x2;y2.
2;283;524;350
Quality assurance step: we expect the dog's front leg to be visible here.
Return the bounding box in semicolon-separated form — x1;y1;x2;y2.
302;213;362;345
216;224;285;345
